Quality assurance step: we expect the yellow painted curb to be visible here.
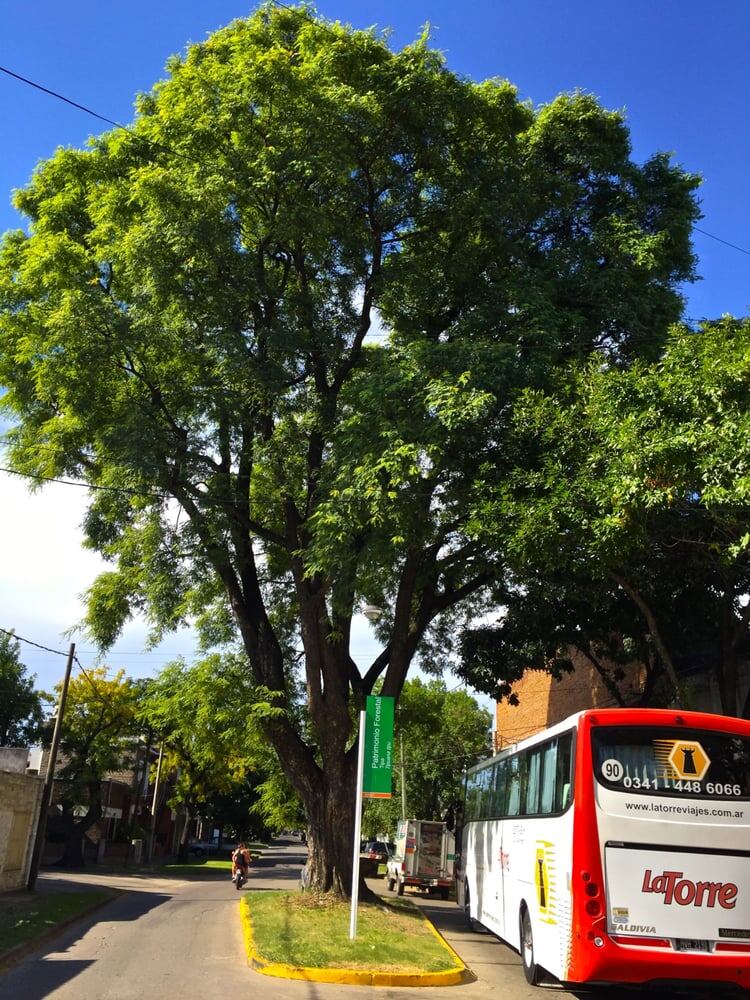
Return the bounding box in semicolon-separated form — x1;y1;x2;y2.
239;896;473;987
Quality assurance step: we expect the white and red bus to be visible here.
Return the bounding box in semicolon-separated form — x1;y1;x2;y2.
457;708;750;991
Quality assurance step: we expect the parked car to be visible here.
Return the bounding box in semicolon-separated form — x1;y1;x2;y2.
188;838;239;857
360;840;392;864
188;839;219;857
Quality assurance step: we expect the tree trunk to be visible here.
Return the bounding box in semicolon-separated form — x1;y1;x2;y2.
717;650;739;717
608;571;684;707
177;806;192;863
301;763;377;900
59;811;88;868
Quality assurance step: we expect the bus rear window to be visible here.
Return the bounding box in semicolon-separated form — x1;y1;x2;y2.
592;726;750;799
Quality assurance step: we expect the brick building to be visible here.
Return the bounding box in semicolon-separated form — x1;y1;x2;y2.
495;648;750;749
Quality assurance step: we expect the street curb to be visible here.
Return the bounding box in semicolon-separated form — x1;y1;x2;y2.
239;896;474;987
0;890;121;972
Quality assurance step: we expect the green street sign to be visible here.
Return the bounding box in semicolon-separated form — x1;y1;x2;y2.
362;695;394;799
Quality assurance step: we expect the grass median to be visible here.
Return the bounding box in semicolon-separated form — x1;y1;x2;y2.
0;891;112;961
243;891;459;974
164;851;262;875
164;858;232;873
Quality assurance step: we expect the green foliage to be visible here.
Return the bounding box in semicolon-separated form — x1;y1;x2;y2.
0;2;701;884
363;678;491;835
0;631;46;746
138;652;278;813
465;318;750;716
55;668;139;813
252;761;306;834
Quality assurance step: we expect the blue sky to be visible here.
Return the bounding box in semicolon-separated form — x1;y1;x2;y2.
1;1;748;694
2;0;749;319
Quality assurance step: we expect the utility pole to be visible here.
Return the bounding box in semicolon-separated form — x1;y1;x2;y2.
400;734;407;820
146;743;164;864
27;642;75;890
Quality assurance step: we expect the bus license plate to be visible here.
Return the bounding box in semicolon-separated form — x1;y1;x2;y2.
675;939;709;952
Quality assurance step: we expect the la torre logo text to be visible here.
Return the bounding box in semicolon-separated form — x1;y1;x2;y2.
641;869;738;909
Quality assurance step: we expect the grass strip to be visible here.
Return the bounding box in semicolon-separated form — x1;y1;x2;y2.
0;891;111;959
244;891;457;973
164;854;260;874
164;858;232;872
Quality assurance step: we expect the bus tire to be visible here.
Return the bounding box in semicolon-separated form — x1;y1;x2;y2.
520;906;542;986
463;882;479;931
397;878;405;896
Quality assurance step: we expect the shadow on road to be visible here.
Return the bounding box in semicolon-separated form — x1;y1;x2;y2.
0;960;95;1000
0;890;170;1000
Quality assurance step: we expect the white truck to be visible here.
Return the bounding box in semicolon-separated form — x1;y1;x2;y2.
386;819;455;899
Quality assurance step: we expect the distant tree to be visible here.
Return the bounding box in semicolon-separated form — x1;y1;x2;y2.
363;678;491;836
139;653;275;860
0;4;699;893
200;778;271;842
53;668;139;866
250;752;307;836
463;318;750;718
0;631;46;746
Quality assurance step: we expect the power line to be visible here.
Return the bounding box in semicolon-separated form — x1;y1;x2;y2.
695;226;750;258
0;64;186;162
0;465;173;501
0;64;125;130
0;465;269;514
0;25;746;263
0;625;69;657
74;654;112;704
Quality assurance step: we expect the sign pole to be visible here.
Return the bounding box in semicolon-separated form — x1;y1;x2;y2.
349;709;366;940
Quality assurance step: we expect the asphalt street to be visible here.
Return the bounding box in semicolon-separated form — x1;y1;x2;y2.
0;841;710;1000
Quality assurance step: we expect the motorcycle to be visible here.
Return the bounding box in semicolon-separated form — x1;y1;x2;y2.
233;866;247;890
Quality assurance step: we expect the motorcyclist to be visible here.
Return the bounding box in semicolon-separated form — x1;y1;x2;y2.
231;842;251;879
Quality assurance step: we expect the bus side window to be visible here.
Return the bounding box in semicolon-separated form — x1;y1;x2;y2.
480;764;495;819
492;759;507;818
554;731;574;812
539;740;558;814
465;770;481;822
505;754;521;816
525;748;542;815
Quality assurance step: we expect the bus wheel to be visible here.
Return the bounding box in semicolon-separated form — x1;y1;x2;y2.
463;883;478;931
520;906;542;985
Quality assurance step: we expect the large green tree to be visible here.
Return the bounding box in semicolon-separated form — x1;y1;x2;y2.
0;5;698;892
468;318;750;717
0;631;45;746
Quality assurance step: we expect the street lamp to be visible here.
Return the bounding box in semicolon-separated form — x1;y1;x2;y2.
361;604;383;622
